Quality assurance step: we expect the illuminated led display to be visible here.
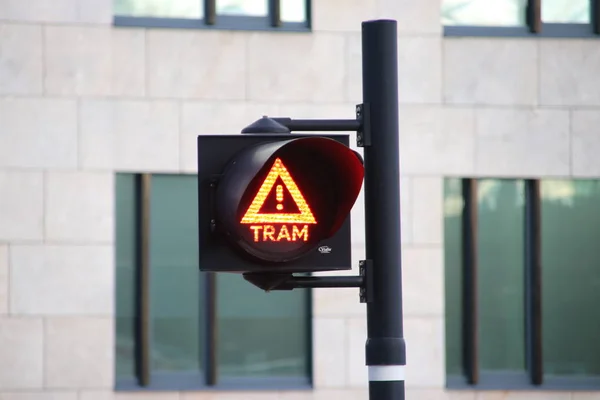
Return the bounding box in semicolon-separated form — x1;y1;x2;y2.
241;158;316;243
249;224;309;242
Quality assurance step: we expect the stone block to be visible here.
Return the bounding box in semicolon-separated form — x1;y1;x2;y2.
444;39;537;105
540;40;600;106
411;177;443;245
0;23;42;95
313;389;369;400
400;177;412;244
312;288;365;318
0;98;77;169
247;32;345;103
78;0;112;24
399;106;476;175
572;394;600;400
405;389;475;400
398;37;442;104
80;99;180;172
476;393;571;400
180;101;280;172
402;246;444;317
3;0;111;24
377;0;441;34
404;316;445;387
312;318;347;388
0;317;43;389
346;36;442;104
345;33;362;103
79;99;115;170
0;245;7;314
475;108;570;177
572;110;600;177
110;29;146;96
276;103;356;120
0;171;44;241
45;171;113;243
45;317;113;388
0;393;77;400
0;0;77;22
80;392;180;400
312;0;377;32
347;317;368;388
10;245;113;315
44;26;144;96
147;30;246;100
182;392;306;400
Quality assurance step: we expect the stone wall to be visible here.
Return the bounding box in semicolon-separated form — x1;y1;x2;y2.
1;0;599;399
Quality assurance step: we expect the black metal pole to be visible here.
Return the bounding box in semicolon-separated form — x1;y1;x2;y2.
362;19;406;400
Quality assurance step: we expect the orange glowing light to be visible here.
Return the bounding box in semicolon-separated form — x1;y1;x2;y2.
240;158;317;225
276;185;284;211
249;225;309;242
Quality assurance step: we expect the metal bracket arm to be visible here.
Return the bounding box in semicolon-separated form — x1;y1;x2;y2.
271;117;361;132
242;259;373;303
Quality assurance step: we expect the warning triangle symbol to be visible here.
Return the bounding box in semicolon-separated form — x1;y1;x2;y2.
241;158;317;224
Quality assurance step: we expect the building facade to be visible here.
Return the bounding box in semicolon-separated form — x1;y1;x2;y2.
1;0;600;399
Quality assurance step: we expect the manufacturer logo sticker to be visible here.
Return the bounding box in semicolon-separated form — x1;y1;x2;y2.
318;246;332;254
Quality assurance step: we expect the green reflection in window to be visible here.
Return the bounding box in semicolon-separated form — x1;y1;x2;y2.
444;178;463;376
217;273;310;379
541;180;600;377
115;174;137;380
150;175;203;375
442;0;527;26
477;179;526;373
217;0;267;16
542;0;590;23
114;0;203;18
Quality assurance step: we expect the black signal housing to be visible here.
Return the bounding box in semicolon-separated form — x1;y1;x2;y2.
197;134;364;274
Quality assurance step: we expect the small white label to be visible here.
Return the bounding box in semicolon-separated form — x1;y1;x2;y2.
318;246;332;254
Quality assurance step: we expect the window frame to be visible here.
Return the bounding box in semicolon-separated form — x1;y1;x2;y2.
113;0;312;32
445;177;600;391
115;173;313;392
443;0;600;38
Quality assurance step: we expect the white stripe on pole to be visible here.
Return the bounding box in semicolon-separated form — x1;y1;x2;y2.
368;365;406;382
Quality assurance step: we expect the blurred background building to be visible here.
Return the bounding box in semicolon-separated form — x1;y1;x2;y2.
1;0;600;399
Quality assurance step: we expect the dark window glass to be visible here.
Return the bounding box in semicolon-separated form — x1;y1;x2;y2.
150;175;204;377
114;0;308;23
444;178;464;376
115;173;310;387
542;0;590;23
541;180;600;379
114;0;203;18
442;0;527;26
217;273;310;381
115;174;137;380
477;179;526;374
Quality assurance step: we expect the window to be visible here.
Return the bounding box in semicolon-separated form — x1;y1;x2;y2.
113;0;310;31
442;0;600;37
444;178;600;390
116;173;312;391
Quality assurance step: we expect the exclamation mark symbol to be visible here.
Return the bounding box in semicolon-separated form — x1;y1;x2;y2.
276;184;284;210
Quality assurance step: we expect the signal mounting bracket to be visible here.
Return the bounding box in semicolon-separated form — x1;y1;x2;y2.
207;175;222;233
356;103;371;147
242;259;373;304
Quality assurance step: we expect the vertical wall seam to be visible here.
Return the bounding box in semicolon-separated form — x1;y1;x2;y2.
41;24;47;96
